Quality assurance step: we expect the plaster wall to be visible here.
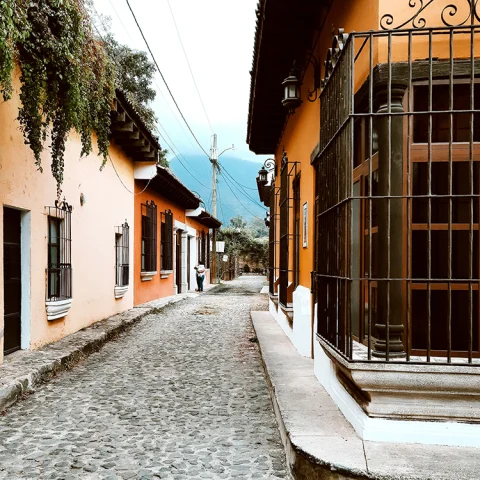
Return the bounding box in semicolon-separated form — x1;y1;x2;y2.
269;0;380;358
133;185;186;306
0;73;135;359
133;188;214;305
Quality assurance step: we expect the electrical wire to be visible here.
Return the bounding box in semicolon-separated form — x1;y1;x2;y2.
219;172;264;221
166;0;214;135
216;185;226;224
152;126;211;190
218;161;257;190
109;153;156;195
125;0;210;158
219;167;267;210
89;9;208;193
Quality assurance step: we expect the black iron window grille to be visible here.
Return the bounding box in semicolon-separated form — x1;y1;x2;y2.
293;175;301;288
115;222;129;287
161;210;173;271
269;184;280;296
141;201;157;272
279;153;298;307
315;23;480;365
46;200;72;301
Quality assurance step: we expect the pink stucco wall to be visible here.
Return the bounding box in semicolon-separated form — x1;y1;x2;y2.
0;71;135;362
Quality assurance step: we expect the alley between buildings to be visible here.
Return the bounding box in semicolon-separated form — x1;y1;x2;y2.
0;276;287;479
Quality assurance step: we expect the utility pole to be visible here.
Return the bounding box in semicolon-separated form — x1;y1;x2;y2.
210;134;219;217
209;135;234;284
210;134;219;282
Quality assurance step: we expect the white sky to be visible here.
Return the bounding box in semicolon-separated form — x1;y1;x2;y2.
92;0;267;164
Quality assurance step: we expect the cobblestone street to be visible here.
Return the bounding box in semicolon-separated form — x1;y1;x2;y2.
0;276;288;479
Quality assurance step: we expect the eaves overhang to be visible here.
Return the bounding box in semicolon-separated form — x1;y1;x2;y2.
187;208;222;229
110;89;162;163
139;166;201;209
247;0;332;154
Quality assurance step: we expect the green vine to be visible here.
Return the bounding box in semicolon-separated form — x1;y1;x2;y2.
0;0;115;196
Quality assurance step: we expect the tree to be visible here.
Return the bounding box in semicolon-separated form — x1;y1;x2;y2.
229;215;247;229
102;34;158;131
247;217;268;238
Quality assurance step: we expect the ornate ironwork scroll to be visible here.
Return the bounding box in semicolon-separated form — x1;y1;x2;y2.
380;0;480;30
321;29;349;88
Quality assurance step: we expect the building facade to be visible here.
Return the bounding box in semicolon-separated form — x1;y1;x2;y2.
250;0;480;446
134;166;220;306
0;71;220;364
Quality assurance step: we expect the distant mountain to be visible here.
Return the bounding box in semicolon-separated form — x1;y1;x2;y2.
169;154;267;225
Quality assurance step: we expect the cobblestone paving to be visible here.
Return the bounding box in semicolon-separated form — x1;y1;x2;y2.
0;276;288;479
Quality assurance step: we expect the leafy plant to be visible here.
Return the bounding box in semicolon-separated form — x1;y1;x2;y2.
0;0;115;196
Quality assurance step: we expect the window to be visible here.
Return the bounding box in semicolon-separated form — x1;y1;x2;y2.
410;82;480;354
141;201;157;272
269;184;279;296
47;201;72;301
279;153;297;307
115;222;129;287
293;175;301;288
161;210;173;271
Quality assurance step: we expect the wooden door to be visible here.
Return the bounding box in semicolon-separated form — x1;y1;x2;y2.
176;230;182;292
3;207;21;355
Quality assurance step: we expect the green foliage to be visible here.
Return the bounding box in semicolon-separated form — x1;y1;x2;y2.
102;33;157;131
217;220;268;270
0;0;115;196
229;215;248;229
247;216;268;238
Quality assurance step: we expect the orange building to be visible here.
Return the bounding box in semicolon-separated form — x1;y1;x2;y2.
250;0;480;447
134;165;220;306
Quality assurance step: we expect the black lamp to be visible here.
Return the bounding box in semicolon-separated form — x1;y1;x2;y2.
257;166;268;186
281;73;302;113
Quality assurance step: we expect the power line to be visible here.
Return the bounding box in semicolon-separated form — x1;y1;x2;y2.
218;161;257;191
152;126;211;190
219;172;264;221
96;2;204;157
216;182;227;224
125;0;210;158
219;167;267;210
109;153;156;195
90;5;210;197
166;0;214;135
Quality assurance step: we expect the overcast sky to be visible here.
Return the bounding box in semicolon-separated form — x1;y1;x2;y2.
92;0;266;165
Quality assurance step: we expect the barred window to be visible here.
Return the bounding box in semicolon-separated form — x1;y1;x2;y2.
293;175;301;288
141;201;157;272
47;200;72;301
115;222;129;287
161;210;173;271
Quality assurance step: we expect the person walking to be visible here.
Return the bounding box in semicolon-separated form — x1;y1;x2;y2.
194;264;206;292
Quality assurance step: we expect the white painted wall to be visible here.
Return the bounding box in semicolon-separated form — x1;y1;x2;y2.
292;285;312;357
313;330;480;448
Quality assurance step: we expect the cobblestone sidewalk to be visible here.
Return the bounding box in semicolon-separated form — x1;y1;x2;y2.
0;276;288;480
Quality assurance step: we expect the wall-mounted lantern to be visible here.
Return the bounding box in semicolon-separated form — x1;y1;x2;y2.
281;73;302;113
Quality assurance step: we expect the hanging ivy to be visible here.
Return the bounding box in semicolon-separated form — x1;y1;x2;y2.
0;0;115;196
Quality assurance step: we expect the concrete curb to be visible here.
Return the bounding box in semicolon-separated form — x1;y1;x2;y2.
252;311;369;480
251;311;480;480
0;293;198;413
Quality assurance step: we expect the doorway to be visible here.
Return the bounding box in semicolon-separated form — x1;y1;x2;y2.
3;207;21;355
187;236;191;290
176;229;182;293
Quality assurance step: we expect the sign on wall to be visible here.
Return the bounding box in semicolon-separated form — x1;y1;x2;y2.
303;202;308;248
